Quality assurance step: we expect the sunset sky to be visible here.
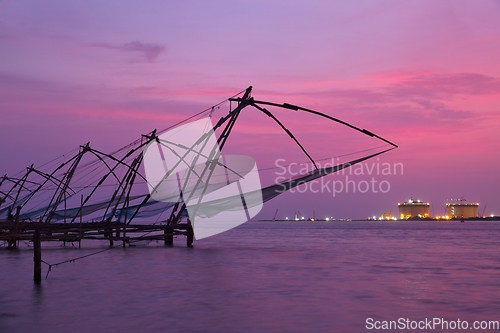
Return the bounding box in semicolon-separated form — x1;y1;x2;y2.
1;0;499;220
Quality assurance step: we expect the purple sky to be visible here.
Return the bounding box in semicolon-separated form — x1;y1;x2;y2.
1;1;499;219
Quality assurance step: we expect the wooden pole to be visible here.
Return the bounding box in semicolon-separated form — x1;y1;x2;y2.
15;206;20;248
79;195;83;248
8;206;21;249
33;226;41;283
164;226;173;246
186;219;193;248
108;219;114;247
115;223;120;245
64;190;67;246
122;203;127;248
122;220;127;248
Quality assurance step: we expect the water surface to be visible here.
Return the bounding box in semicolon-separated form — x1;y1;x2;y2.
1;221;499;332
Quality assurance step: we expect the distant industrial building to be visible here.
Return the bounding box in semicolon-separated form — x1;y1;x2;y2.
398;198;429;219
446;203;478;219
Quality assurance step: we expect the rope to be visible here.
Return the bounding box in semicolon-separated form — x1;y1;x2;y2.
41;247;113;279
40;228;164;279
256;144;391;173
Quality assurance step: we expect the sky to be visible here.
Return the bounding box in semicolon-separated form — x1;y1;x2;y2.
1;0;500;220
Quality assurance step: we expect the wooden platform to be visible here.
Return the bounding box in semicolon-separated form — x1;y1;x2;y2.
0;220;192;246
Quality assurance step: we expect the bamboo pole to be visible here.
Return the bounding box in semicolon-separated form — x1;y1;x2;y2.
33;226;41;283
186;219;193;247
164;225;173;246
64;190;67;246
79;195;83;248
8;206;21;249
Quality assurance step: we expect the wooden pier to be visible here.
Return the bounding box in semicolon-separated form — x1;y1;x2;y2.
0;220;193;247
0;219;194;282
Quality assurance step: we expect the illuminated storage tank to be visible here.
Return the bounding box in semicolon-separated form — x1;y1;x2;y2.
446;203;478;219
398;198;429;219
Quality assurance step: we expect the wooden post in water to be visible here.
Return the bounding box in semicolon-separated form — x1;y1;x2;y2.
122;195;129;248
186;220;193;248
33;226;41;283
108;219;114;247
164;225;173;246
7;206;21;248
122;222;127;248
63;190;67;247
15;206;20;248
79;195;83;248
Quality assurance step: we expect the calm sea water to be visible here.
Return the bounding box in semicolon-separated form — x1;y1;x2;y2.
1;221;500;332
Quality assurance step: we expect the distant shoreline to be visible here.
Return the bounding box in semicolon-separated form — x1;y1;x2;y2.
259;216;500;222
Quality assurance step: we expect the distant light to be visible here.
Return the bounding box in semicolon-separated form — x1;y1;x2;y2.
373;216;376;220
491;214;494;218
285;217;289;220
301;217;305;220
325;217;329;221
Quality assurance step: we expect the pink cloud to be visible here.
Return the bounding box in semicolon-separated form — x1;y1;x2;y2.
89;41;166;63
290;72;500;131
390;72;500;97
